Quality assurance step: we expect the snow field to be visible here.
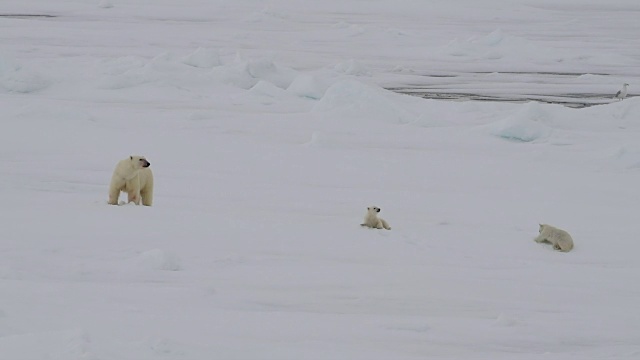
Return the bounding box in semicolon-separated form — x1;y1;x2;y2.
1;1;640;359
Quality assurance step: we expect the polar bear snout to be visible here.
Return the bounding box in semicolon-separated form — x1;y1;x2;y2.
138;158;150;168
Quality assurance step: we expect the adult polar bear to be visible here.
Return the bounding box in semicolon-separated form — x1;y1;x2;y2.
108;155;154;206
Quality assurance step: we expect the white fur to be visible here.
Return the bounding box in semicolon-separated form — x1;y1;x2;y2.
534;224;574;252
108;155;154;206
360;206;391;230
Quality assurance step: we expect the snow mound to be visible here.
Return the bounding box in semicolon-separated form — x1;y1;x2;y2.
334;59;371;76
0;55;49;93
246;58;296;89
287;74;328;100
312;79;418;124
182;47;221;68
95;55;163;89
96;52;206;89
137;249;182;271
248;80;287;98
243;78;318;107
209;59;256;89
210;57;297;90
486;102;552;142
96;53;298;92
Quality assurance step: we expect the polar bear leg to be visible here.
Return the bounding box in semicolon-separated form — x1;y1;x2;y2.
380;219;391;230
140;170;153;206
141;189;153;206
533;234;548;243
128;191;141;205
108;180;122;205
108;188;120;205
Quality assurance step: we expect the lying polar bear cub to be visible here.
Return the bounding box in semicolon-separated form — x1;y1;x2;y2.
360;206;391;230
108;155;154;206
534;223;574;252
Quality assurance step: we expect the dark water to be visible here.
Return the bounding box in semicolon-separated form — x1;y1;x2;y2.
389;89;623;108
0;14;57;19
388;71;630;108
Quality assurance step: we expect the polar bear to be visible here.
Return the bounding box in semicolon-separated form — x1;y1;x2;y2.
360;206;391;230
108;155;154;206
534;224;574;252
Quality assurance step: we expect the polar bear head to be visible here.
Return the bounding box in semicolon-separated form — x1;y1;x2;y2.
129;155;151;169
367;206;381;214
538;223;546;233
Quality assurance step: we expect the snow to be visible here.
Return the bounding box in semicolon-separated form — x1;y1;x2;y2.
485;102;553;142
1;0;640;359
182;47;221;69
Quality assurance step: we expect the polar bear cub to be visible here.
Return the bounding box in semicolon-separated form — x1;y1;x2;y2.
534;224;574;252
360;206;391;230
108;155;154;206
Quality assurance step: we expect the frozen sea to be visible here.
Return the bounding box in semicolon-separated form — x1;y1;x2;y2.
1;1;639;359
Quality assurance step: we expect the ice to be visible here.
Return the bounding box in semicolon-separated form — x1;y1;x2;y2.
486;102;553;142
248;80;287;98
312;79;419;124
246;58;297;89
334;59;371;76
94;52;216;90
286;74;328;100
208;57;296;90
182;47;221;69
1;1;640;359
